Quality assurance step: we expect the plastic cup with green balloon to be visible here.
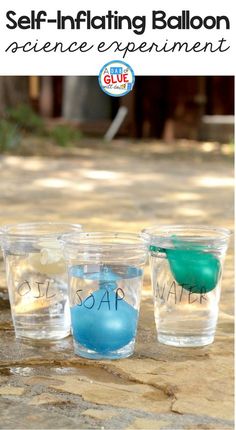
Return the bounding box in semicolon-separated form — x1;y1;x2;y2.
142;225;230;347
62;232;147;359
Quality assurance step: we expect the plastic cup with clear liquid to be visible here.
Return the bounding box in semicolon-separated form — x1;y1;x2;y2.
142;225;230;347
0;222;82;341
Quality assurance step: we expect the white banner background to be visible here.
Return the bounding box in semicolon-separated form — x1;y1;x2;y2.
0;0;235;75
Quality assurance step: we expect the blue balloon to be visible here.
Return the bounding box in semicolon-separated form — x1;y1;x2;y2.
71;288;138;353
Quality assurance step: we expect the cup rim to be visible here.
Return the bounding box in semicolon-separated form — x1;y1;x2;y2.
0;222;82;240
61;231;147;249
141;224;231;245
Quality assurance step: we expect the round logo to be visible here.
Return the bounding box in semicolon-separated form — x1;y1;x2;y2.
98;60;135;97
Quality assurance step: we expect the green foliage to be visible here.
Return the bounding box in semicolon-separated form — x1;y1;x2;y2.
0;119;20;151
228;136;234;148
0;104;83;152
49;124;83;147
7;104;44;134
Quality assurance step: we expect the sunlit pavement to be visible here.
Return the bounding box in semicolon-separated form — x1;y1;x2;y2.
0;141;233;304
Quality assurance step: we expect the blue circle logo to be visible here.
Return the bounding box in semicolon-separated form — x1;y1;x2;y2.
98;60;135;97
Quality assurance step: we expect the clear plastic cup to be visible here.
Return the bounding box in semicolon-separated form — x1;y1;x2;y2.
0;222;82;341
62;232;148;359
142;225;231;347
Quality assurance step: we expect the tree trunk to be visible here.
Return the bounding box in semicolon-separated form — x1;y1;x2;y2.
62;76;111;121
0;77;29;116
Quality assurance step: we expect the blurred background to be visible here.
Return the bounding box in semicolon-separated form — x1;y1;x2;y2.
0;75;234;229
0;76;234;150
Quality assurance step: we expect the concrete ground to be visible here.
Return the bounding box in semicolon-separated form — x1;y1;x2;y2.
0;140;234;429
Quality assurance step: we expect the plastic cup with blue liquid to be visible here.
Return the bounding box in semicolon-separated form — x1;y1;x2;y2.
62;232;147;359
142;225;230;347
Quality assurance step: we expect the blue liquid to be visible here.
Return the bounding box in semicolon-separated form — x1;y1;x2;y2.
70;265;142;354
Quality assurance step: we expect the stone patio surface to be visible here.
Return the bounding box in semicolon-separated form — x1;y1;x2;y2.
0;141;234;429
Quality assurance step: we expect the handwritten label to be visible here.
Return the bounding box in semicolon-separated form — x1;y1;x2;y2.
17;279;57;299
75;288;125;311
156;281;208;305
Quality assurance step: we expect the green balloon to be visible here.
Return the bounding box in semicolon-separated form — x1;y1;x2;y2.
166;249;221;294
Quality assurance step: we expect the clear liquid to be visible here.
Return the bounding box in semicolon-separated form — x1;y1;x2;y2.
5;251;71;340
151;252;222;347
69;264;143;359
